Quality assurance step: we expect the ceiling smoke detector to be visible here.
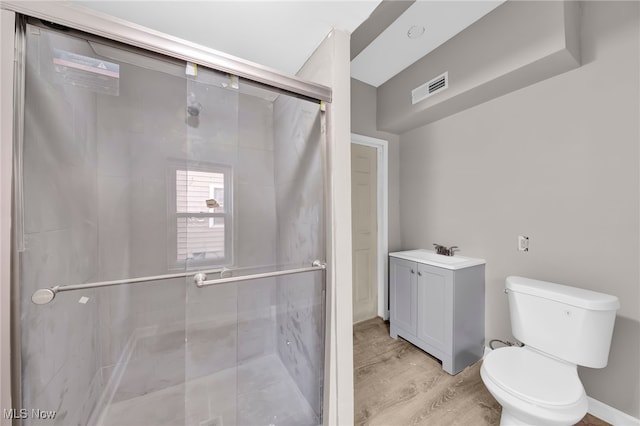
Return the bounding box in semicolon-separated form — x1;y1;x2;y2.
407;25;426;39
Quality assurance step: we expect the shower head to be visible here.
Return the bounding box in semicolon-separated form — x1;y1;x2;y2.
187;92;202;117
186;94;202;128
186;106;201;128
187;103;201;117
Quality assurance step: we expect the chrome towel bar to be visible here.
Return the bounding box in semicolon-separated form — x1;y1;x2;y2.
193;260;326;287
31;260;326;305
31;268;223;305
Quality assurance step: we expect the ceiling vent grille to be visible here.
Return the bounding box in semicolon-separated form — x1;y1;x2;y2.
411;72;448;105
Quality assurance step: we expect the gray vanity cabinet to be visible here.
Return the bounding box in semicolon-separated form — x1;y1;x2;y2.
389;257;417;335
390;253;485;375
416;263;453;355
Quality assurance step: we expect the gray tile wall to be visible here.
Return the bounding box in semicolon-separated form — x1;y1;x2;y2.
273;94;325;419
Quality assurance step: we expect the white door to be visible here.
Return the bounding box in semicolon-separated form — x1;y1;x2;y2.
351;143;378;323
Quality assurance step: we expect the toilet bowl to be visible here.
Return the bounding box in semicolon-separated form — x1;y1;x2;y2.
480;276;619;426
481;346;587;425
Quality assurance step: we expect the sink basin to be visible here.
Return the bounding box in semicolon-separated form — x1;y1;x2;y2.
389;249;485;270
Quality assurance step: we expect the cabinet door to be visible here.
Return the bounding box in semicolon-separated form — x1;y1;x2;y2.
416;264;453;354
390;257;417;335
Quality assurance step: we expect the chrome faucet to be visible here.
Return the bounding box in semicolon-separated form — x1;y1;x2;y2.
433;243;447;255
433;244;459;256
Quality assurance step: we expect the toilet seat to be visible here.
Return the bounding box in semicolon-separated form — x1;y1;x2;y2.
482;346;585;408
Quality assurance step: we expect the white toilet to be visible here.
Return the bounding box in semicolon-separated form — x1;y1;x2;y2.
481;276;619;426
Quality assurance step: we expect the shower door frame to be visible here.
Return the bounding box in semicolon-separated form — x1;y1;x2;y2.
2;2;332;103
0;9;16;426
0;2;341;425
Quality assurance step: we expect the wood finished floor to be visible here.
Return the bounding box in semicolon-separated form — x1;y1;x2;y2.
353;318;610;426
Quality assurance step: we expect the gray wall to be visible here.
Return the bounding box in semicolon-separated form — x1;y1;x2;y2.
296;28;354;424
377;1;580;134
273;93;325;420
351;78;402;253
393;1;639;417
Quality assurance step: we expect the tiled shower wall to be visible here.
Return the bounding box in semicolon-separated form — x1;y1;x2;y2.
273;95;325;419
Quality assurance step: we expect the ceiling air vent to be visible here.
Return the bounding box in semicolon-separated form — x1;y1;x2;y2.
411;72;448;105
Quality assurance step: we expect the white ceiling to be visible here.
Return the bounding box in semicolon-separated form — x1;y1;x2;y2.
351;0;505;87
74;1;506;87
74;0;382;76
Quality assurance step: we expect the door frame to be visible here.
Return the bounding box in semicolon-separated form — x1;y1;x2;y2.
351;133;389;320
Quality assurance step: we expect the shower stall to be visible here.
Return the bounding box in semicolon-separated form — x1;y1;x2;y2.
7;12;330;426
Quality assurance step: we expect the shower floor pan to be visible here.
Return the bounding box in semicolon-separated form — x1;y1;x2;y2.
95;353;318;426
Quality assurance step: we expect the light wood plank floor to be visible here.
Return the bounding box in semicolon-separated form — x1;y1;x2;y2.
353;318;610;426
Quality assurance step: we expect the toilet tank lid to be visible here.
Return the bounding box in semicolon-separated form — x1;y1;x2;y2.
505;276;620;311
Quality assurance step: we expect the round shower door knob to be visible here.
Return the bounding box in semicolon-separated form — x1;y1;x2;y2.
32;288;56;305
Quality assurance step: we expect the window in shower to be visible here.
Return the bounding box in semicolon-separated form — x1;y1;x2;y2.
168;161;232;269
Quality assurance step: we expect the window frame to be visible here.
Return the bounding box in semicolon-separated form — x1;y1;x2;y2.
167;160;233;271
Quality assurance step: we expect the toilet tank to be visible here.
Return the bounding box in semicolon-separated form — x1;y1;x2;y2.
506;276;619;368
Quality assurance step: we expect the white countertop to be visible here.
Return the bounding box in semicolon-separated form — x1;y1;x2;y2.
389;249;485;270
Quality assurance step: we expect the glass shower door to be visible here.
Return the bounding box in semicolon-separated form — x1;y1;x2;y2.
181;66;240;426
17;19;193;425
16;16;326;426
182;73;327;426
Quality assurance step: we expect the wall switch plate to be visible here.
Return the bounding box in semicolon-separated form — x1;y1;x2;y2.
518;235;529;252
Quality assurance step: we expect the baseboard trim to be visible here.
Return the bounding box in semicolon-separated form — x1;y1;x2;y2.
587;397;640;426
483;346;639;425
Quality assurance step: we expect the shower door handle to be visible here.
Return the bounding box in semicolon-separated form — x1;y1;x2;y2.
194;260;327;287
